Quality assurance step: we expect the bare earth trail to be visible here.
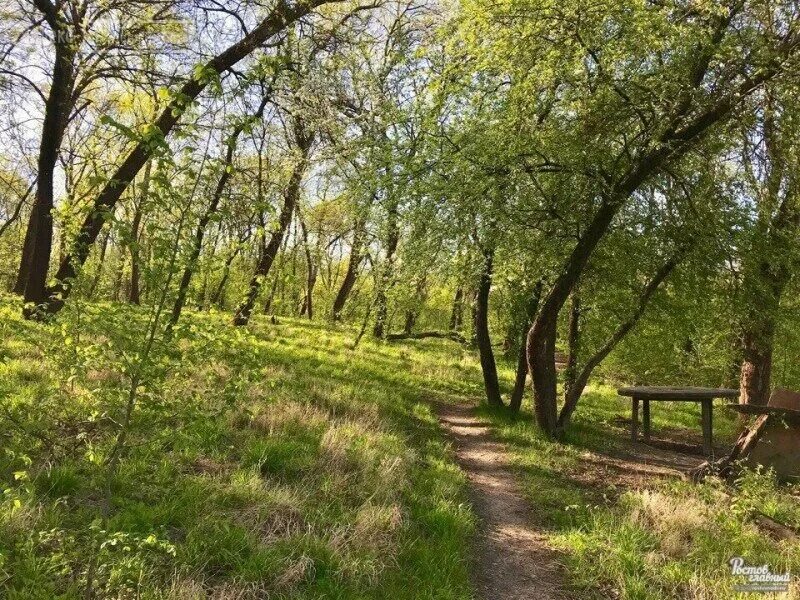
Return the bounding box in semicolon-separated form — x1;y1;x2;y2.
436;403;573;600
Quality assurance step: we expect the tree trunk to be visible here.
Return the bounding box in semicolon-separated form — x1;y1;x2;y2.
449;287;464;331
509;281;543;413
233;123;313;326
739;328;776;406
475;247;503;407
129;160;152;305
332;215;366;321
403;275;428;335
297;206;317;319
39;0;335;317
564;291;582;399
528;199;619;435
556;254;681;430
263;232;289;315
88;229;111;298
737;95;800;406
18;15;75;316
373;200;399;339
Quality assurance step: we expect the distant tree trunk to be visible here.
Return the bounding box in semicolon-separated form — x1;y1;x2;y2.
264;227;290;314
233;123;313;326
509;281;543;413
167;168;230;331
297;206;317;319
129;160;152;305
112;249;126;301
474;246;503;407
332;216;366;321
211;247;239;308
564;291;582;398
88;229;111;298
449;287;464;331
373;200;399;339
403;275;428;335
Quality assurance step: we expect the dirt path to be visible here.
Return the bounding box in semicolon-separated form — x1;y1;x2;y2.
436;403;573;600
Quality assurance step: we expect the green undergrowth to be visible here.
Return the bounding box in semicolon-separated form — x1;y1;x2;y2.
0;296;476;599
482;385;800;599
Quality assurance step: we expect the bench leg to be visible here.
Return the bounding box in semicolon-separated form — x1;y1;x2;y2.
642;399;651;442
631;398;639;442
701;398;713;455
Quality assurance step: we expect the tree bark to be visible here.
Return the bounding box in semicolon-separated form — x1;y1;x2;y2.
332;215;366;321
509;281;543;413
449;287;464;331
475;246;503;407
39;0;339;317
373;199;399;338
233;123;313;326
18;2;77;316
129;160;152;305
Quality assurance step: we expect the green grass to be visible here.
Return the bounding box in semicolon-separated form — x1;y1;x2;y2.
0;295;476;599
2;293;799;599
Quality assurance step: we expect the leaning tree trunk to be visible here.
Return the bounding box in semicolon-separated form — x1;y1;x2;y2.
38;0;336;318
233;124;313;326
509;281;543;413
563;291;582;399
332;215;366;321
556;253;681;430
297;206;317;319
475;247;503;407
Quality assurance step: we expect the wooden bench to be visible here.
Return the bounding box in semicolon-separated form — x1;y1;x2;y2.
617;386;739;455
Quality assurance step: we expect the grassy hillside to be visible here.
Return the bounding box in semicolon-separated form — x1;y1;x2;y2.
2;295;800;599
0;296;476;599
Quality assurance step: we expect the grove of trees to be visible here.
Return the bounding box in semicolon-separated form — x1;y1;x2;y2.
3;0;800;441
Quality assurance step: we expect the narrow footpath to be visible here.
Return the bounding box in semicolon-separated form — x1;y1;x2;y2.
437;403;573;600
